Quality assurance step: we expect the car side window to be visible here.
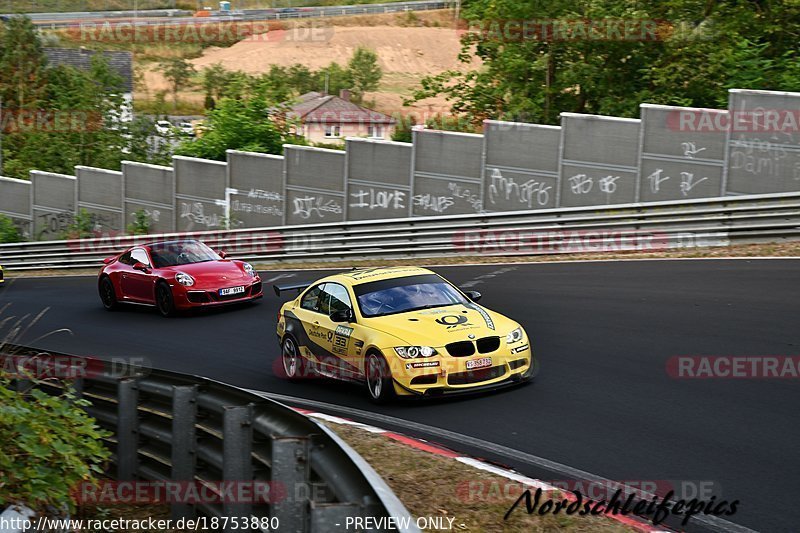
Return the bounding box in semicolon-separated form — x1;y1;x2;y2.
118;251;133;265
301;284;324;312
130;248;151;267
323;283;352;315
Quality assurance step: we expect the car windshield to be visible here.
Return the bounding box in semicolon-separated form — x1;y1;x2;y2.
149;241;220;268
353;274;468;318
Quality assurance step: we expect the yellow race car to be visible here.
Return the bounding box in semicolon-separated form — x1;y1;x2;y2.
274;267;537;402
0;264;4;286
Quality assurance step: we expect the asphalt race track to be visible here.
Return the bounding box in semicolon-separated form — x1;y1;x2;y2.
1;259;798;532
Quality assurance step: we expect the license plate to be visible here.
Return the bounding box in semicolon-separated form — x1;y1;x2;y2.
219;286;245;296
466;357;492;370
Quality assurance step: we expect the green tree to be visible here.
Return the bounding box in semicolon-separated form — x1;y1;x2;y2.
2;54;128;179
0;16;48;110
175;97;299;161
158;57;196;111
0;214;21;243
201;62;228;109
347;46;382;102
410;0;800;126
319;62;351;96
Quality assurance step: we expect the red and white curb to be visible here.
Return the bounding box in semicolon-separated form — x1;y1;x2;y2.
293;408;671;533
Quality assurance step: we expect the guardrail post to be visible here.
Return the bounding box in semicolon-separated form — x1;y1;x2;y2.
271;437;310;533
116;378;139;481
171;385;198;521
72;377;84;399
223;404;253;530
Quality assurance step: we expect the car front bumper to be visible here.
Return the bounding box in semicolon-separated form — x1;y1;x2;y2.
388;341;535;397
172;280;263;309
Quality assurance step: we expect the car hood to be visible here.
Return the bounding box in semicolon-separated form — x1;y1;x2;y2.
162;260;252;286
362;303;518;347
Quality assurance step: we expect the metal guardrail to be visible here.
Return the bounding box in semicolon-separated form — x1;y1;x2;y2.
29;1;452;29
2;347;419;532
1;192;799;271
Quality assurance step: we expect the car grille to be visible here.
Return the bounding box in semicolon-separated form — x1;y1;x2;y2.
476;336;500;354
445;341;475;357
251;282;262;294
448;365;505;385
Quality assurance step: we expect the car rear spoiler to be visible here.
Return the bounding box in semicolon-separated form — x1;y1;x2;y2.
273;281;310;296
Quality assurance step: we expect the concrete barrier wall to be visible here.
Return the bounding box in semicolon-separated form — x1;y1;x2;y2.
30;170;77;240
638;104;727;202
2;88;799;240
725;89;800;195
346;138;412;221
559;113;641;207
174;155;228;232
227;150;285;228
412;129;484;216
284;145;346;225
0;177;32;239
483;120;560;211
122;161;175;235
76;166;124;234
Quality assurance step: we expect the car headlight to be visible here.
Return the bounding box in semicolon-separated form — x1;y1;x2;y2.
243;262;256;277
175;272;195;286
506;327;524;344
394;346;438;359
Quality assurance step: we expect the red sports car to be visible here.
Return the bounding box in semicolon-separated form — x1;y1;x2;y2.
98;239;262;317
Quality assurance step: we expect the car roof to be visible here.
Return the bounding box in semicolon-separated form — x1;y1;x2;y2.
324;266;436;286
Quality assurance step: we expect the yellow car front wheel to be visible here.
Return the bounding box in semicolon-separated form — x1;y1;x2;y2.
365;351;395;404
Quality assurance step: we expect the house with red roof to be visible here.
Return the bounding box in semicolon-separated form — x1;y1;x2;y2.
281;90;396;144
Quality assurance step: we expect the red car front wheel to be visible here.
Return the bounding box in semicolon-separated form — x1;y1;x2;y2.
156;282;176;317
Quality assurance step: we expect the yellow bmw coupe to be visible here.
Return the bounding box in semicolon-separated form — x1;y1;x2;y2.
275;267;537;402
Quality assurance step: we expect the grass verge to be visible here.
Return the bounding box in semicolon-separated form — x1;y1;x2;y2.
323;421;637;532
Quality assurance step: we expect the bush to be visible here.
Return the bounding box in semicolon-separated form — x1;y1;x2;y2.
0;374;111;514
127;209;151;236
0;214;22;243
62;209;95;239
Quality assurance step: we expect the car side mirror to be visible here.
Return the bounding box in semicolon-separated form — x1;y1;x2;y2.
103;256;115;265
219;250;227;259
133;261;150;273
330;309;354;323
464;290;482;302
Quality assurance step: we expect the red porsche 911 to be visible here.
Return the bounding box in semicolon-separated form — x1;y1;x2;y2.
98;240;262;317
